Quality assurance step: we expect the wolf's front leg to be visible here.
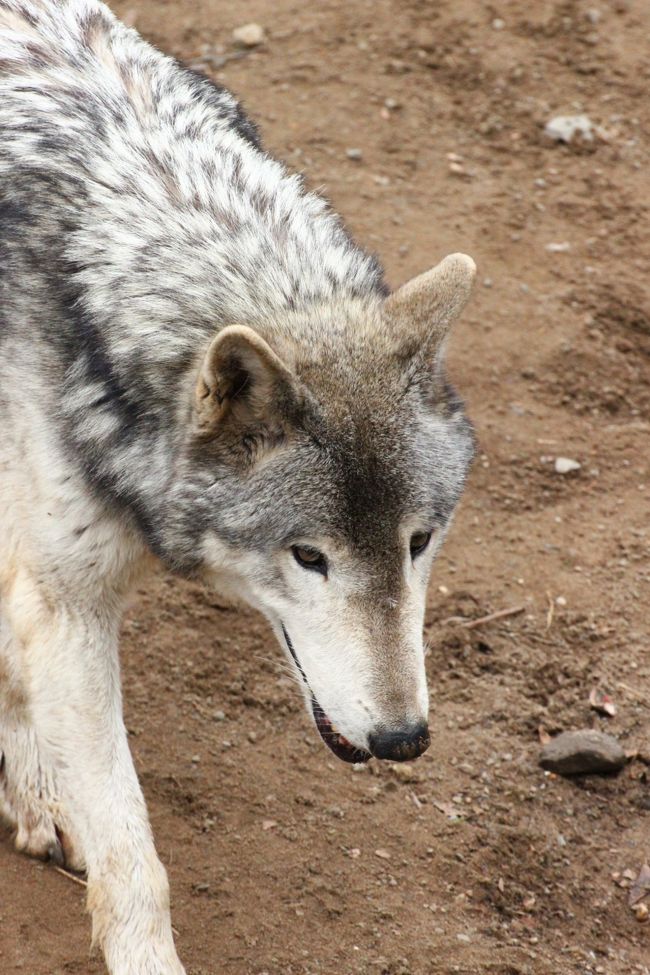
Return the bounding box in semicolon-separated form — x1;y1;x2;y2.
11;588;185;975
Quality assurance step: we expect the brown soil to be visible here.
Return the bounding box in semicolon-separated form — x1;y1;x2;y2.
1;1;649;973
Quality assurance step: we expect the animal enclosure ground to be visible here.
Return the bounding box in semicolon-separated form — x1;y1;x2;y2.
1;0;649;973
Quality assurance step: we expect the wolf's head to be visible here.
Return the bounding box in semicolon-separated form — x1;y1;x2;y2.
185;254;476;764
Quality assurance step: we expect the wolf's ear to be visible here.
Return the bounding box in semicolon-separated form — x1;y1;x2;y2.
384;253;476;358
195;325;300;433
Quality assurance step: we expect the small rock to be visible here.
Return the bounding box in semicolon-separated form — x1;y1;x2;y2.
345;147;363;161
545;114;594;143
232;23;265;48
554;457;581;474
213;709;226;721
633;902;649;922
539;730;626;776
375;848;391;860
492;18;506;30
545;241;571;253
390;764;423;784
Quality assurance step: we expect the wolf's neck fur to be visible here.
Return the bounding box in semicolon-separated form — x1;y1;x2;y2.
0;0;387;547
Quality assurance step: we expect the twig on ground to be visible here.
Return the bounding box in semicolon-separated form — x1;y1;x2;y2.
444;605;526;630
54;865;88;888
546;592;555;631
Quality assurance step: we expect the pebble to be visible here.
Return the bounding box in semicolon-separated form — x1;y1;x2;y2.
232;23;265;48
345;147;363;161
539;730;627;776
554;457;581;474
545;114;594;143
545;241;571;253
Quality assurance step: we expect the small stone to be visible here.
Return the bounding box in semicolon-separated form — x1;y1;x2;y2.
345;147;363;161
390;764;423;784
554;457;581;474
633;902;648;922
545;241;571;253
375;848;391;860
384;97;401;110
586;8;602;24
213;709;226;721
545;114;594;143
492;18;506;30
232;23;265;48
539;730;626;776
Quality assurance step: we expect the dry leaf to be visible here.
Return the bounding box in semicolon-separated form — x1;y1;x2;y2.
589;688;617;717
629;863;650;906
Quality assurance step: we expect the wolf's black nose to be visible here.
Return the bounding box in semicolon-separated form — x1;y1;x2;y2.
368;723;430;762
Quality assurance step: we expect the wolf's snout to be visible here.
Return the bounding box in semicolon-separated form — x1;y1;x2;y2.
368;722;430;762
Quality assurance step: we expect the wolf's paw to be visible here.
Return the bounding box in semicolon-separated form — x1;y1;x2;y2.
0;746;86;872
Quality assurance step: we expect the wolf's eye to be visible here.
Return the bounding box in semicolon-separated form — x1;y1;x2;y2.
410;531;432;559
292;545;328;576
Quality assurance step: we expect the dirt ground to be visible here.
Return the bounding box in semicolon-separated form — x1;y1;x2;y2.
1;0;649;973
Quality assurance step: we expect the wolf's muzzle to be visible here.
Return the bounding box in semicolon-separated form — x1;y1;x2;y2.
367;723;430;762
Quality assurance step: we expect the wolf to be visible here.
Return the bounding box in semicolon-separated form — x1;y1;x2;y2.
0;0;476;971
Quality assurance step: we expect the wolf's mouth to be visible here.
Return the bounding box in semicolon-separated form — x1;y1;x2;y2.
282;625;372;765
